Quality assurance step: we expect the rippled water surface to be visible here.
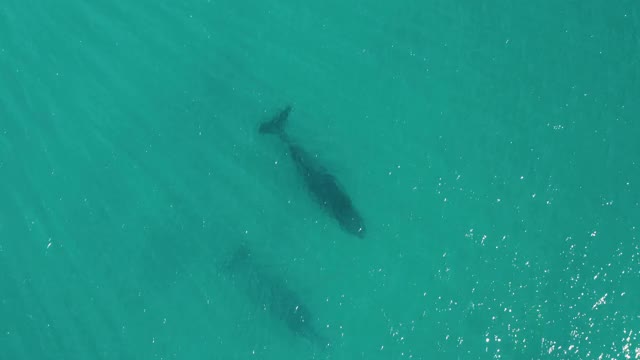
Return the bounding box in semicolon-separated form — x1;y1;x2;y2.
1;1;639;359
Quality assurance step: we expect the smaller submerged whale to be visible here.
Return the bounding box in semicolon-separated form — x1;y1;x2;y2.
260;106;366;238
224;245;329;349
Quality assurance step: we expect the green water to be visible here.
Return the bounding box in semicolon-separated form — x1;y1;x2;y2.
1;1;639;359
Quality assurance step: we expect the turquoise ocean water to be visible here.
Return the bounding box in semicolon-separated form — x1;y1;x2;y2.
1;1;639;359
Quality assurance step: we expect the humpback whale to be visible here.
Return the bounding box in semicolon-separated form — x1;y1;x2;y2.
225;245;329;349
259;106;366;238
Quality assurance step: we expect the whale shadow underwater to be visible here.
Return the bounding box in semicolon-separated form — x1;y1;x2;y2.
223;245;330;350
259;106;366;238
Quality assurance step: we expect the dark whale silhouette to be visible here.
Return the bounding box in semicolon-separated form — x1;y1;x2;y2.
259;106;366;238
225;245;329;349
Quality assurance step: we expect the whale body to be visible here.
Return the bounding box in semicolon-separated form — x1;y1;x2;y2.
225;245;329;348
259;106;366;238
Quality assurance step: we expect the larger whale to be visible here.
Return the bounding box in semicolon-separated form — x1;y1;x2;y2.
259;106;366;238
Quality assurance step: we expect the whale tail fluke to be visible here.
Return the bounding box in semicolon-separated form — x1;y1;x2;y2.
259;106;292;135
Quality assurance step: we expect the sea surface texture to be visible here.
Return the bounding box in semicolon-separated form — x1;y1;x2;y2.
1;1;639;359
